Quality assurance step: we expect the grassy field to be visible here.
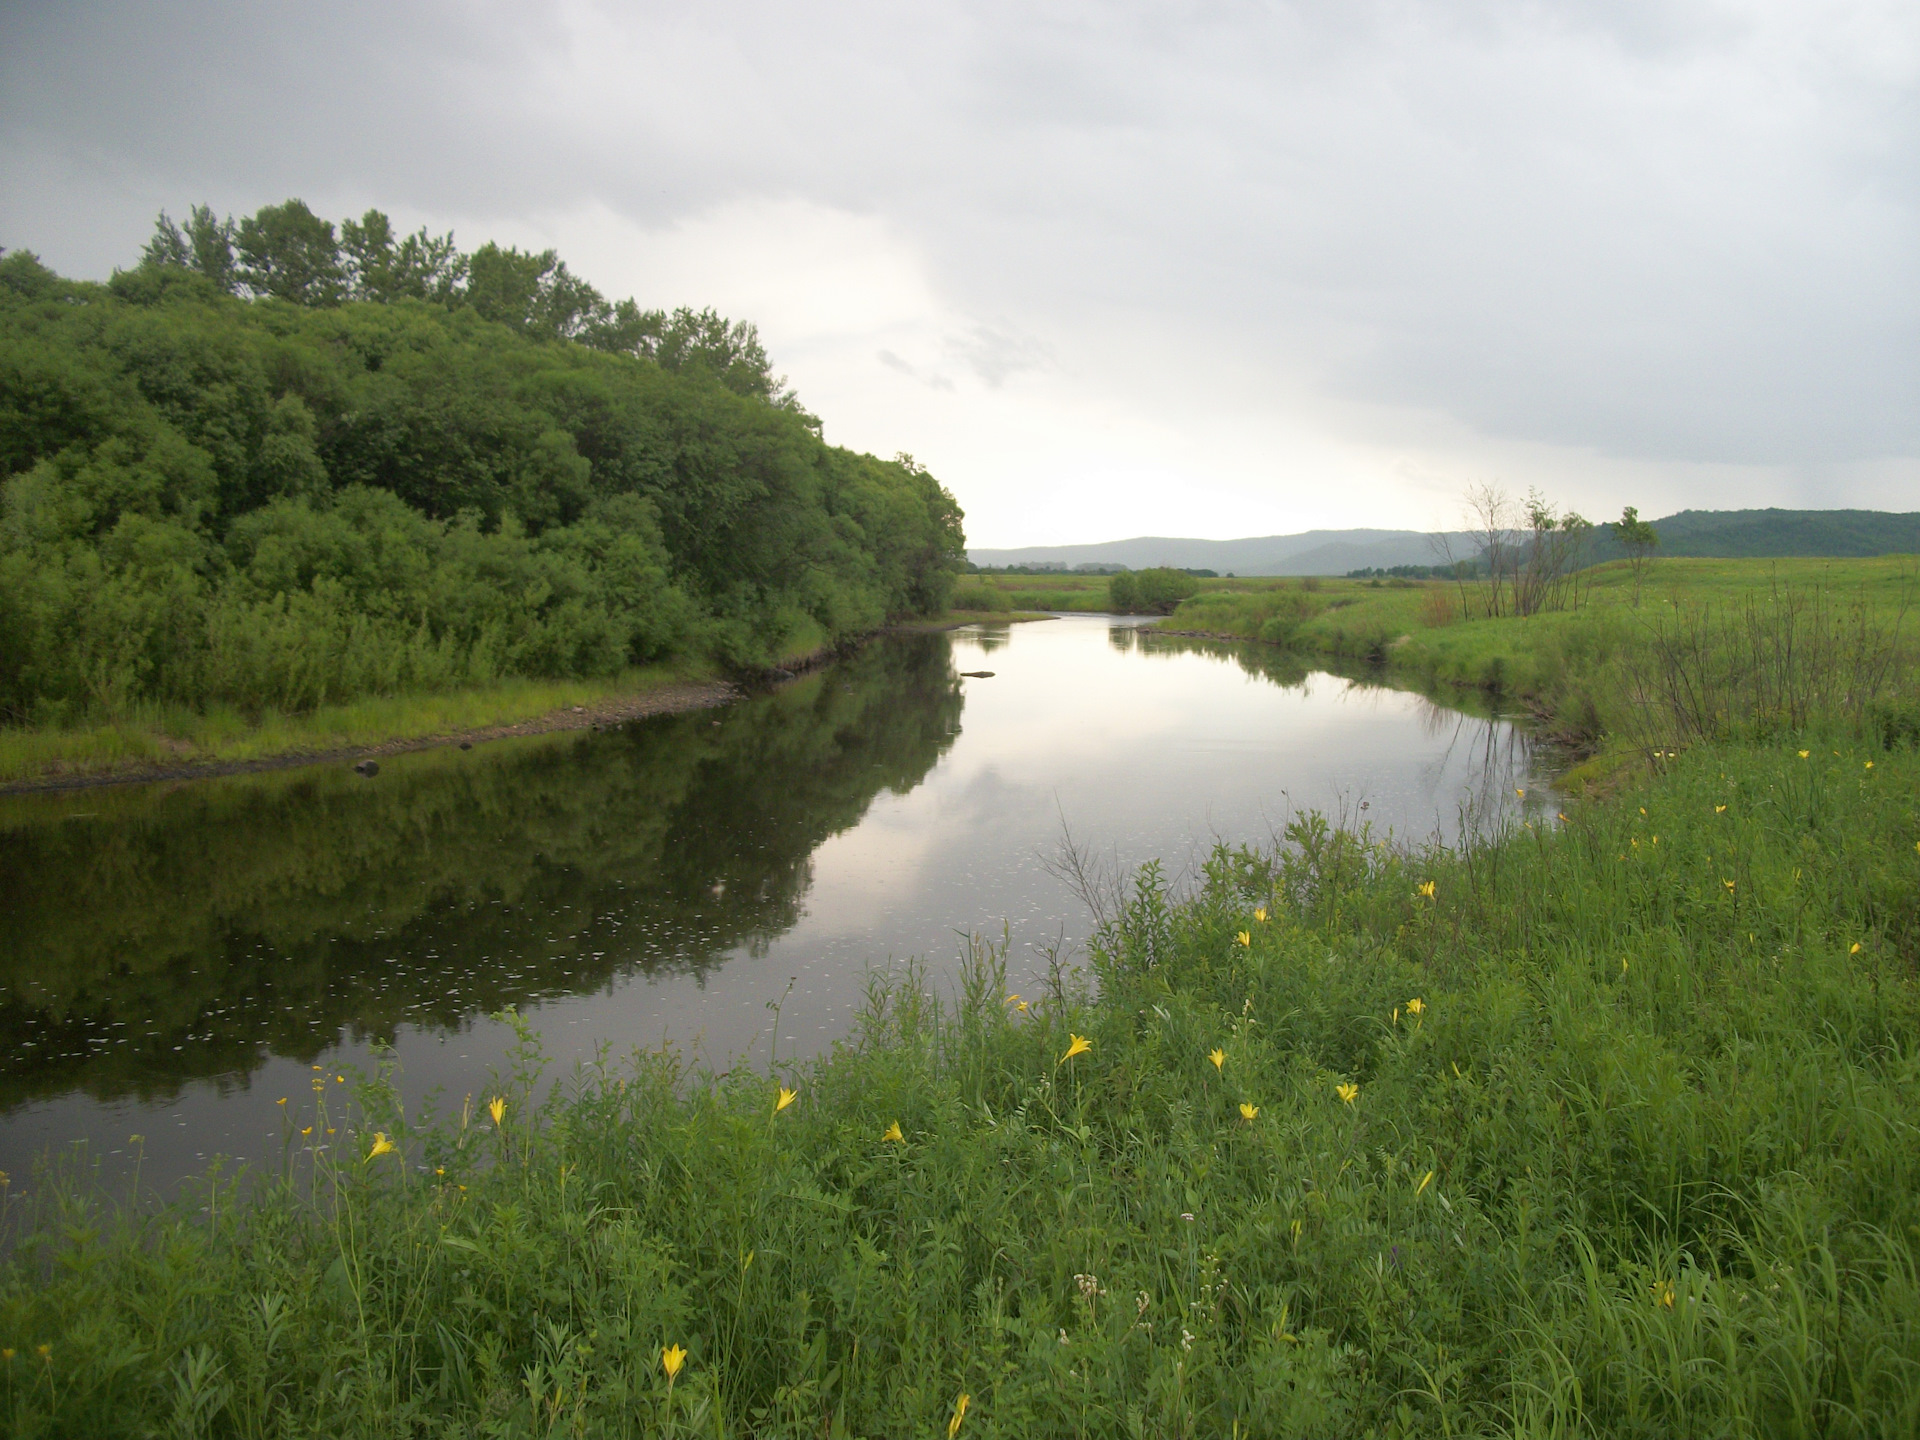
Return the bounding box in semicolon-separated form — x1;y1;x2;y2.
1164;558;1919;758
0;660;731;789
4;739;1917;1436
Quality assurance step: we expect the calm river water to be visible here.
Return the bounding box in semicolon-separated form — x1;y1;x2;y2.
0;617;1548;1189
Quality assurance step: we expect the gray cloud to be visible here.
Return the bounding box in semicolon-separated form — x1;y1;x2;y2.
2;0;1914;523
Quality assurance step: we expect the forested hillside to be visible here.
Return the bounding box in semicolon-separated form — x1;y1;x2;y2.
0;201;964;727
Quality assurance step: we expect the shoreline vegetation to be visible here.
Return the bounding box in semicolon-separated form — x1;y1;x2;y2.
0;611;1054;793
3;562;1918;1433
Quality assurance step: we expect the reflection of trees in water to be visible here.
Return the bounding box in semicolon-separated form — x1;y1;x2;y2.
0;637;963;1108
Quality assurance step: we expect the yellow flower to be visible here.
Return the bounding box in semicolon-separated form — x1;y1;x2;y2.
365;1131;396;1162
1849;942;1862;955
36;1344;49;1360
1416;1169;1434;1197
301;1126;312;1137
1254;907;1268;923
1622;957;1630;974
0;1348;10;1361
1515;787;1525;799
1336;1082;1358;1105
1406;997;1425;1016
1235;930;1251;948
1653;1280;1675;1309
276;1097;287;1106
1715;804;1726;814
1015;1000;1028;1013
661;1343;686;1380
1209;1048;1225;1072
1059;1034;1092;1065
948;1392;971;1438
1004;994;1020;1007
1864;760;1874;769
1798;750;1810;759
776;1087;798;1113
1723;879;1735;892
883;1120;905;1143
1416;880;1436;900
1239;1102;1259;1121
487;1096;506;1127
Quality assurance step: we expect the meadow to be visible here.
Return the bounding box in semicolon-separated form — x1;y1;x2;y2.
4;556;1917;1437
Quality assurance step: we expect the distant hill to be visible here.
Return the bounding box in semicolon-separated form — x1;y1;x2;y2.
970;510;1920;576
967;529;1476;576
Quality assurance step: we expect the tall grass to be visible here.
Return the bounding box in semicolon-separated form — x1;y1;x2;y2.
5;740;1917;1436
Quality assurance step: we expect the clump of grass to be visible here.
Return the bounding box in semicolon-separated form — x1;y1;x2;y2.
4;742;1917;1435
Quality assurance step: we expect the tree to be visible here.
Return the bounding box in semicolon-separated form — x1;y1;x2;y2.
464;242;609;342
235;200;345;305
141;205;238;291
340;210;465;304
1617;505;1659;604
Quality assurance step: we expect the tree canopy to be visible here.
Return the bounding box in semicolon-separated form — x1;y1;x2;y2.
0;202;965;723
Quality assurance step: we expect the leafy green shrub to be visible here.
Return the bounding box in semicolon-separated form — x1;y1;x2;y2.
1108;567;1200;614
948;578;1012;612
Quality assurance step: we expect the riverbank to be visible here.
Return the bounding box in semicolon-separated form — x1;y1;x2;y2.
0;611;1055;794
5;738;1915;1434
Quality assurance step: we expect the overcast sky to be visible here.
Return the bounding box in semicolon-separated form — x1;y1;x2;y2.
2;1;1914;546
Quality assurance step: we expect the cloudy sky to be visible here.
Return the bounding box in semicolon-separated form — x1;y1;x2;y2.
2;1;1914;546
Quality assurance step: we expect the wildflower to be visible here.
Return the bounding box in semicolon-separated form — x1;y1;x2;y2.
276;1097;287;1106
1004;993;1021;1007
1865;760;1874;769
365;1132;396;1162
487;1096;506;1127
1515;788;1525;799
1059;1034;1092;1065
883;1120;905;1143
1798;750;1809;759
1240;1102;1259;1121
1209;1048;1225;1072
661;1343;686;1380
1290;1218;1302;1243
435;1167;445;1176
1015;1000;1028;1013
301;1127;312;1137
1391;1007;1399;1026
1416;880;1436;900
1235;930;1251;947
1622;957;1629;974
948;1392;970;1438
1640;807;1647;816
1715;804;1726;814
1850;942;1862;955
1254;907;1268;922
1416;1169;1434;1197
1406;997;1425;1016
1723;879;1735;892
1653;1280;1675;1309
36;1345;49;1360
1336;1082;1358;1105
776;1087;798;1113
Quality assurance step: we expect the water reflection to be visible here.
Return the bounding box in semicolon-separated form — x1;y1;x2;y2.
0;636;961;1111
2;617;1549;1187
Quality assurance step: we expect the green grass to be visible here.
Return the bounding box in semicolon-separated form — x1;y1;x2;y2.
0;660;722;786
5;740;1919;1436
1169;558;1919;753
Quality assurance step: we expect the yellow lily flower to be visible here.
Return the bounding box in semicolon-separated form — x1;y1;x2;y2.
1209;1048;1225;1072
948;1393;970;1438
1406;997;1425;1016
1239;1102;1259;1121
1059;1034;1092;1065
1416;1169;1434;1197
1336;1082;1358;1105
1416;881;1436;900
487;1096;506;1127
1235;930;1251;947
776;1087;798;1113
662;1343;686;1380
883;1120;905;1143
1253;907;1268;922
364;1131;396;1162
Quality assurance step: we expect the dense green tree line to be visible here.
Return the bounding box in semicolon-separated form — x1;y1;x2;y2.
0;203;964;722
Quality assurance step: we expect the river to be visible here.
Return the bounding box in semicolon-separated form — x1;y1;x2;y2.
0;616;1548;1190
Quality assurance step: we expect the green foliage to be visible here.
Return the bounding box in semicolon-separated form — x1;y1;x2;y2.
0;235;963;725
5;743;1918;1434
1108;567;1200;614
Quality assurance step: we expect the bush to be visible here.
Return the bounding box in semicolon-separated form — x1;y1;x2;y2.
948;578;1012;613
1108;567;1200;614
